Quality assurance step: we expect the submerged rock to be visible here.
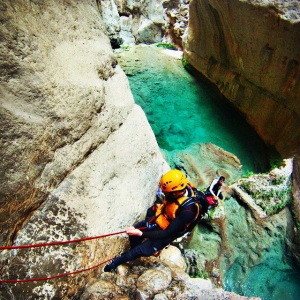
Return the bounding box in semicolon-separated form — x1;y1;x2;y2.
162;142;243;189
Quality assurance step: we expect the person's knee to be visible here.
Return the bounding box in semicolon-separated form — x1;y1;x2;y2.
128;244;157;259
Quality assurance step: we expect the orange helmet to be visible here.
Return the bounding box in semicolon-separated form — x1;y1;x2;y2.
160;170;188;193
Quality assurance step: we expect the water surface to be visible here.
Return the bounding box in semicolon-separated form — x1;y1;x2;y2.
116;45;276;174
116;44;297;300
223;198;300;300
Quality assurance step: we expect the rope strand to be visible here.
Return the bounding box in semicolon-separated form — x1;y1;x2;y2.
0;226;147;283
0;257;113;283
0;230;126;250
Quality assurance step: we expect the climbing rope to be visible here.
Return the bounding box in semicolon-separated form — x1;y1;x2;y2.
0;257;113;283
0;230;126;250
0;227;146;283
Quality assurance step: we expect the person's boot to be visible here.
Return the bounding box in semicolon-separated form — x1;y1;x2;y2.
103;255;125;272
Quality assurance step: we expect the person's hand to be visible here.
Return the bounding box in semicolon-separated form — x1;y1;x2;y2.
213;195;219;200
125;226;143;236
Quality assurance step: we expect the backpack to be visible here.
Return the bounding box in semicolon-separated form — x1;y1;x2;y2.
177;189;210;234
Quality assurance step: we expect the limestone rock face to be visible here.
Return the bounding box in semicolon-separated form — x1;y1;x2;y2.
162;0;190;50
114;0;166;45
0;1;168;298
183;0;300;157
97;0;123;48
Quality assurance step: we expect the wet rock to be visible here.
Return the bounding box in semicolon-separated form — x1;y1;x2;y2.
163;142;243;190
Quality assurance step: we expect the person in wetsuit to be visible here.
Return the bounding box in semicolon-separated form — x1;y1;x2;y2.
103;169;200;272
205;176;225;200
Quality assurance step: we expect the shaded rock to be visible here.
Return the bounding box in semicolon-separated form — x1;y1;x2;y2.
183;0;300;157
162;0;190;50
97;0;122;48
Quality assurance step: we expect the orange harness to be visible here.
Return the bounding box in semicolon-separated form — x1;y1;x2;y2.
155;185;198;230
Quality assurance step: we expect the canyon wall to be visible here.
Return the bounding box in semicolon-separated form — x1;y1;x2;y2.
99;0;166;47
0;1;168;298
183;0;300;158
1;0;299;298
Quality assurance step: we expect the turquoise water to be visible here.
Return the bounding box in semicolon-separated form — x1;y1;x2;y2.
116;45;277;174
224;257;300;300
116;45;298;300
222;197;300;300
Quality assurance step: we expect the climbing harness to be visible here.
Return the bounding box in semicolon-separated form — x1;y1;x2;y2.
0;227;146;283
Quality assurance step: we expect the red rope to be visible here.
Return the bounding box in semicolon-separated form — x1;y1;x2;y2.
0;227;148;283
0;257;113;283
0;230;126;250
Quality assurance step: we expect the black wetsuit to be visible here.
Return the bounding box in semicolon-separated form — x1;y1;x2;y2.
110;187;198;267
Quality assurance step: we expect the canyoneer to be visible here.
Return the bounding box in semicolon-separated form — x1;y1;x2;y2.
104;169;208;272
204;175;225;207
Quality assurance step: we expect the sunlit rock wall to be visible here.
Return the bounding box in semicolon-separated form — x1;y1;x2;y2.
97;0;165;47
183;0;300;157
0;0;168;298
161;0;189;50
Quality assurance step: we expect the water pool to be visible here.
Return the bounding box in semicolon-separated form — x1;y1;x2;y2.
116;45;277;175
116;44;299;300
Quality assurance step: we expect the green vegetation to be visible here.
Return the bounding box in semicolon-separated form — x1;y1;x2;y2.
269;157;284;171
182;56;194;72
156;42;177;50
239;181;255;195
239;179;292;215
207;209;215;219
242;171;255;178
271;175;285;185
120;44;130;50
200;208;215;221
190;268;209;279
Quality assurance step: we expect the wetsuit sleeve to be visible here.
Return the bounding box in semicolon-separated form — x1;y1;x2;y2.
209;179;218;196
141;203;198;240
